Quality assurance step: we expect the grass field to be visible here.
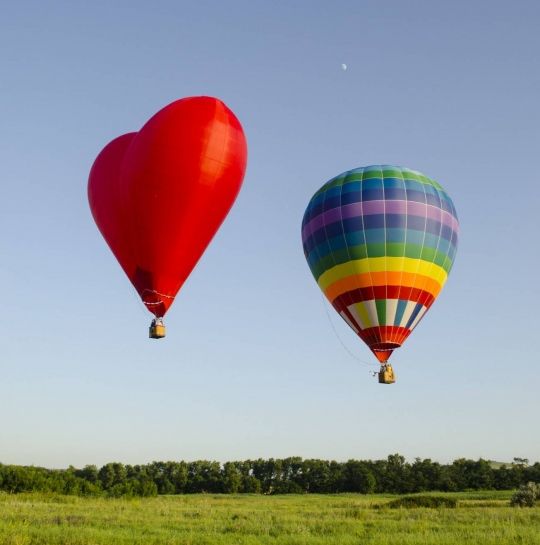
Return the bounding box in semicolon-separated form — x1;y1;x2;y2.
0;491;539;545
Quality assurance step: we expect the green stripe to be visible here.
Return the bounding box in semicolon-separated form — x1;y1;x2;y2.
311;166;449;200
376;299;386;325
313;175;346;197
309;243;454;279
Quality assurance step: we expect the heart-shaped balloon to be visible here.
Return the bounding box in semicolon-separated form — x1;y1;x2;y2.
88;132;137;280
88;96;247;321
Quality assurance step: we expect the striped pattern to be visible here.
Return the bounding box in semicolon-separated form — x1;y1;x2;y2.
301;165;459;363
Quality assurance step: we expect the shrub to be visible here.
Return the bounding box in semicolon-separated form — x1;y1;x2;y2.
510;482;540;507
384;495;458;509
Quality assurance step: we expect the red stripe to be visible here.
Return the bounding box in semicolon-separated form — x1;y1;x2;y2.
332;286;434;313
356;326;412;350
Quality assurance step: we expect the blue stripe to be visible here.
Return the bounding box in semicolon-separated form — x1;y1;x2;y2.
405;303;424;329
394;300;408;326
306;230;458;270
303;214;457;253
303;218;458;256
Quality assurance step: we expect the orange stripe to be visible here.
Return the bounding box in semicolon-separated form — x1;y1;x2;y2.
325;271;442;302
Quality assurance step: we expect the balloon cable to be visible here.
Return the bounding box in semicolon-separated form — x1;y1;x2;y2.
319;292;377;368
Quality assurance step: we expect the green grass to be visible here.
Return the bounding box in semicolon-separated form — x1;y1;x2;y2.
382;495;458;509
0;491;538;545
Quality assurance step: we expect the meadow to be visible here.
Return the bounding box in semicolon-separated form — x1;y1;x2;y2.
0;491;539;545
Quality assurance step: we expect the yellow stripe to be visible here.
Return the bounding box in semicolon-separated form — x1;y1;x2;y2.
352;302;372;328
318;257;448;291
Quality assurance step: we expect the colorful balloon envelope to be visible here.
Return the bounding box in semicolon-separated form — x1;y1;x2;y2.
88;96;247;336
301;165;458;366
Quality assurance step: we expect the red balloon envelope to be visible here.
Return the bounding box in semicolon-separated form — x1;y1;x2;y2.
88;96;247;330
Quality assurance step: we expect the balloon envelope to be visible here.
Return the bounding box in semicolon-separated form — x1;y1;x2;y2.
88;96;247;318
88;133;137;280
301;165;458;363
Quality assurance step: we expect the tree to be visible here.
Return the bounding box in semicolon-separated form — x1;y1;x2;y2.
1;455;538;497
241;474;261;493
98;463;127;490
410;458;443;492
343;461;376;493
375;454;411;493
494;465;521;490
75;465;99;484
513;458;529;467
301;459;331;493
222;462;242;494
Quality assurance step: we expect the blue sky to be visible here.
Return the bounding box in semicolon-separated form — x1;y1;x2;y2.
0;0;538;468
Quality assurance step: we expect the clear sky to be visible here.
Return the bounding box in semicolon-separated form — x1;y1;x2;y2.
0;0;538;468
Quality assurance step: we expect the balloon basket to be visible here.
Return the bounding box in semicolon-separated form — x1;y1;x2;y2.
149;320;166;339
378;364;396;384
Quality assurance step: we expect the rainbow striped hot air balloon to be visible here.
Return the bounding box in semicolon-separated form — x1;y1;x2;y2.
301;165;458;381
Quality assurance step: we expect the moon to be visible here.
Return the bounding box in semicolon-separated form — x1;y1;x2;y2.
341;63;347;71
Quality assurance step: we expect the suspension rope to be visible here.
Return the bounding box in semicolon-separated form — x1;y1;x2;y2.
141;289;175;300
319;291;378;368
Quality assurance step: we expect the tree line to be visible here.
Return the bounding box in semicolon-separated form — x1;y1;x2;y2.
0;455;538;497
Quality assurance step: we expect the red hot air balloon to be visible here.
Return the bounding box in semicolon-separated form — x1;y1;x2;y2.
88;96;247;338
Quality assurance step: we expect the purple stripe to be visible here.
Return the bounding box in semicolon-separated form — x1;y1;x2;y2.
301;199;459;241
